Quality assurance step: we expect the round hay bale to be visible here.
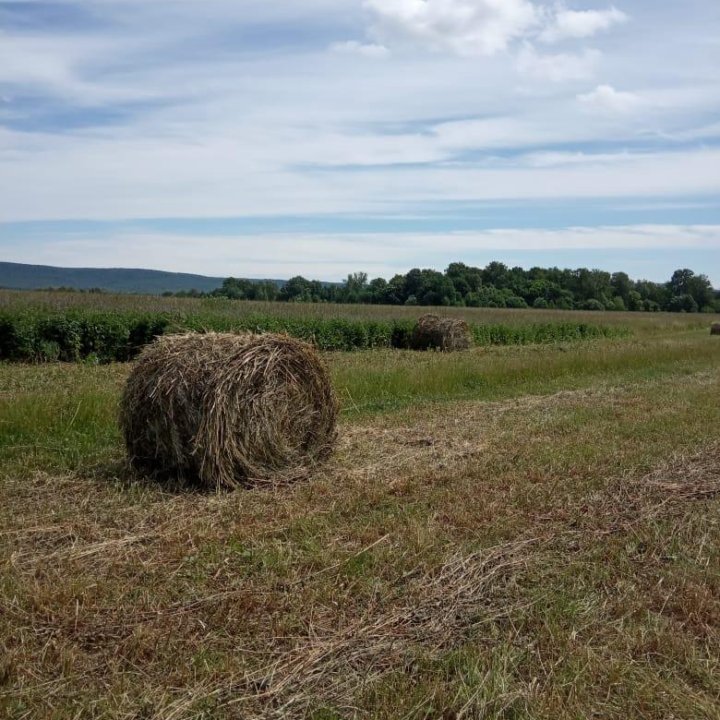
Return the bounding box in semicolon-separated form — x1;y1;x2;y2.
410;313;473;352
120;332;338;489
712;323;720;336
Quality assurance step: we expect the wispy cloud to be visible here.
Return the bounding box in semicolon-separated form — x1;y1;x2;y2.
329;40;389;58
516;45;601;82
1;135;718;222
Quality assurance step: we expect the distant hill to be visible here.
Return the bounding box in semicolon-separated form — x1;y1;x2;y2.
0;262;279;294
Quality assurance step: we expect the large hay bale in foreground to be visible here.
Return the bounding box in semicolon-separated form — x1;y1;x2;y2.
120;332;338;489
712;323;720;336
410;313;473;352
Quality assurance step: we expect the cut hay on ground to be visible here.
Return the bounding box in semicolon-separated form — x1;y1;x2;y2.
120;332;338;489
410;313;473;352
711;323;720;336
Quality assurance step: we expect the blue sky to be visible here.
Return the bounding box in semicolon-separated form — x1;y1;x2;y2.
0;0;719;284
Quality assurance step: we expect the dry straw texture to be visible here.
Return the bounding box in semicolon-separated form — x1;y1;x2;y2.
411;313;473;352
711;323;720;335
120;332;338;489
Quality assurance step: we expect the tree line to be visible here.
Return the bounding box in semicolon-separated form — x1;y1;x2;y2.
175;263;719;313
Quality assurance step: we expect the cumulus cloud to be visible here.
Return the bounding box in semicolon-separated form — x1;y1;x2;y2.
577;84;643;113
516;45;600;82
540;6;628;43
361;1;628;57
329;40;389;58
363;0;540;56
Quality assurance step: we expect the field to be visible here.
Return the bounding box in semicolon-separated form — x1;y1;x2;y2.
2;295;720;719
2;288;714;330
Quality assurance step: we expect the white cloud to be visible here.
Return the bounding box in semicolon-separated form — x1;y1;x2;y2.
0;28;173;106
364;0;540;56
329;40;389;58
540;6;628;44
577;84;642;113
521;150;633;167
516;45;600;82
361;1;629;57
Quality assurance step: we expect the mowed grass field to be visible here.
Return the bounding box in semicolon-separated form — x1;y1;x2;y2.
2;304;720;719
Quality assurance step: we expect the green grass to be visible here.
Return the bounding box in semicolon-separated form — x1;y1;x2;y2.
1;332;717;476
334;333;719;414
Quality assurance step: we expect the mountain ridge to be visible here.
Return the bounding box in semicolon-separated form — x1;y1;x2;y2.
0;261;282;294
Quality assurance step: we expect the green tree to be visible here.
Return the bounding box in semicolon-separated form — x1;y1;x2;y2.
611;272;633;305
279;276;314;302
482;261;509;288
687;274;714;309
668;294;699;313
342;272;369;303
669;269;695;296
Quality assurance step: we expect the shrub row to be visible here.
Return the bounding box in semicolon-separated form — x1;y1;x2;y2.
0;309;628;363
0;312;171;362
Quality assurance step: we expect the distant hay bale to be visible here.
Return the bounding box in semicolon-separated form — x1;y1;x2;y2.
120;332;338;489
712;323;720;336
410;313;473;352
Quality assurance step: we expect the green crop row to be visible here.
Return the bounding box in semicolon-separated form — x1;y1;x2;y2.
0;309;628;363
471;322;623;345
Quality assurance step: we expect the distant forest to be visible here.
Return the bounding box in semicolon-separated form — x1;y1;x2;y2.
170;263;719;313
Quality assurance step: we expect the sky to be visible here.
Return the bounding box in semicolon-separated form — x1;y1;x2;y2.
0;0;719;284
